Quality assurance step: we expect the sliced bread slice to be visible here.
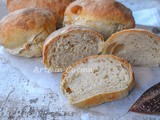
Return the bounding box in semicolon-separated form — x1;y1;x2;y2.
43;25;104;72
61;55;135;108
102;29;160;67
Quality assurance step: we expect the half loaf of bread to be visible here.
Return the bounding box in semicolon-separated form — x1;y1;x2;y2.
61;55;135;108
102;29;160;67
43;25;104;72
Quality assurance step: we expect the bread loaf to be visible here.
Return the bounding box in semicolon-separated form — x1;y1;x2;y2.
61;55;135;108
7;0;74;28
0;8;56;58
43;25;104;72
63;0;135;39
102;29;160;67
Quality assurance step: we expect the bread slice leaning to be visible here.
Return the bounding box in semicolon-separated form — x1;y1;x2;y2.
43;25;104;72
102;29;160;67
61;55;135;108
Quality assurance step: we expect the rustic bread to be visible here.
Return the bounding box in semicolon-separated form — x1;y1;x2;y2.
0;8;56;58
63;0;135;39
43;25;104;72
102;29;160;67
61;55;135;108
7;0;74;28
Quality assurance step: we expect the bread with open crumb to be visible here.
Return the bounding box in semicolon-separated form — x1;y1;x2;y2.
61;55;135;108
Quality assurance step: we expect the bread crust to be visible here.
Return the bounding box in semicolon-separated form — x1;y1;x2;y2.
0;8;56;58
63;0;135;39
103;29;160;52
7;0;74;28
61;55;135;108
64;0;135;25
104;29;160;44
43;25;104;72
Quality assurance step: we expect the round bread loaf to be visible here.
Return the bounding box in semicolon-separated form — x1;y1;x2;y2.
7;0;74;28
0;8;56;58
63;0;135;39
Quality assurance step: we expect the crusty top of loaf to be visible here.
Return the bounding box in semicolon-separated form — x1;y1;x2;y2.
7;0;73;19
64;0;135;27
43;25;104;47
0;8;56;49
105;29;160;43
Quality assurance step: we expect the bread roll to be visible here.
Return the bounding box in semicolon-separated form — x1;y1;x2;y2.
102;29;160;67
7;0;74;28
61;55;135;108
43;25;104;72
63;0;135;39
0;8;56;58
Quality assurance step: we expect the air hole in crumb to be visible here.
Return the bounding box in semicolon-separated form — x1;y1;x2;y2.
93;69;98;73
71;44;74;47
66;87;72;94
110;68;113;72
116;73;119;76
153;48;158;51
52;48;56;52
132;59;135;63
117;66;121;71
125;72;128;75
84;47;86;50
104;75;108;79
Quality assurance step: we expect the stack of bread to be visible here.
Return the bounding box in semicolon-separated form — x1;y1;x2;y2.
0;0;159;110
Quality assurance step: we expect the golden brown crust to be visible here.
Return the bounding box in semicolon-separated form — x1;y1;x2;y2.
43;25;104;71
0;8;56;48
61;55;135;108
73;87;129;108
7;0;74;28
0;8;56;58
106;29;160;43
64;0;135;27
